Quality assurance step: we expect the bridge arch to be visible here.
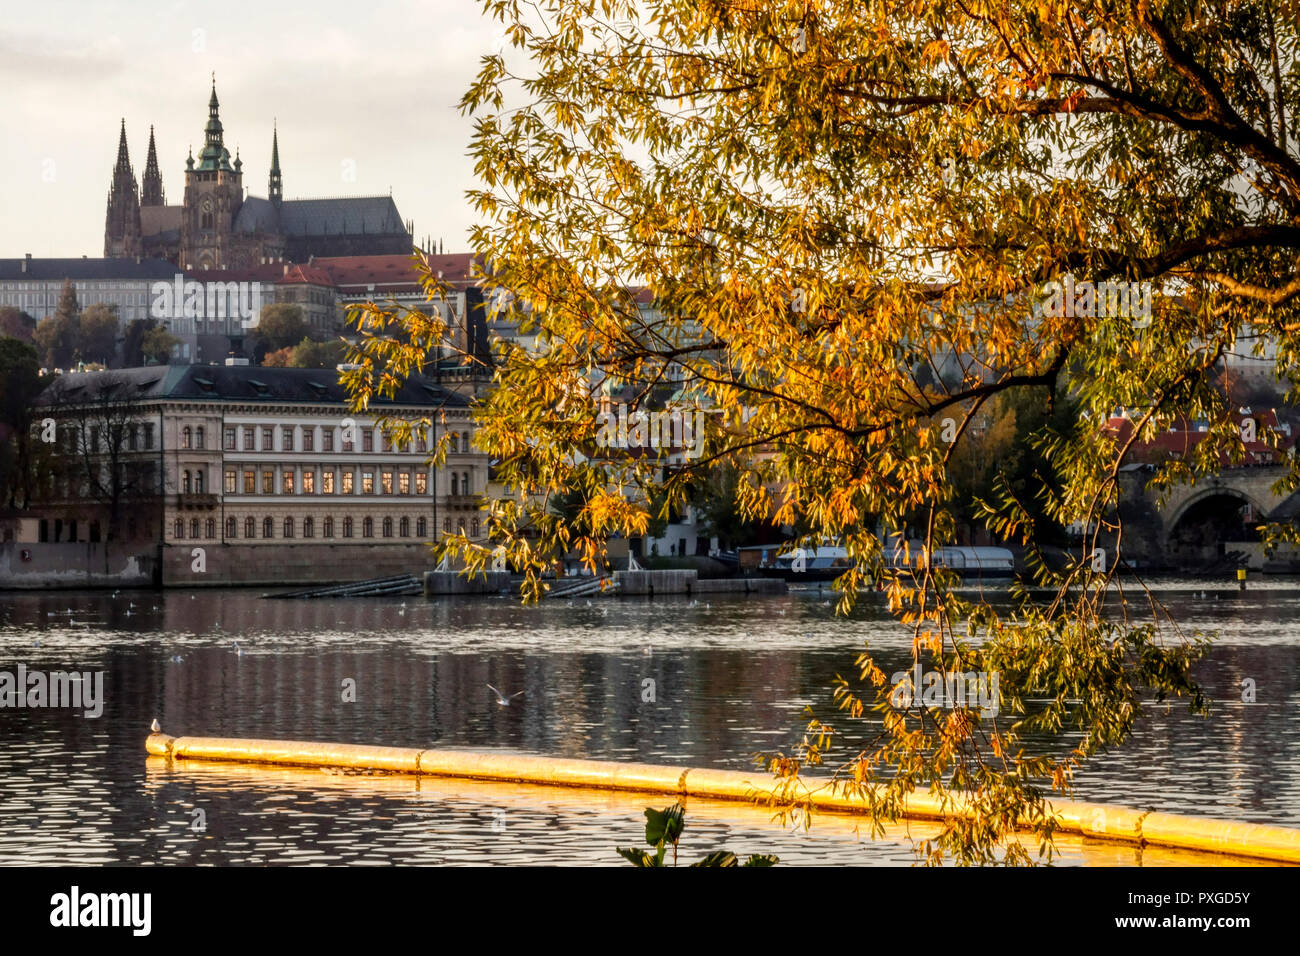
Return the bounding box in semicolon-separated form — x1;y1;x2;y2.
1164;484;1271;534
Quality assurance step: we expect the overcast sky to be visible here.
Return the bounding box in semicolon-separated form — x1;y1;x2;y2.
1;0;499;258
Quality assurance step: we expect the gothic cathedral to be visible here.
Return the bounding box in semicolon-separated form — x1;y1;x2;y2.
105;80;413;269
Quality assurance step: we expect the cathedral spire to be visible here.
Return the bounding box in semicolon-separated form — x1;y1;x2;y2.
269;121;283;203
114;119;132;175
105;119;142;257
198;75;229;171
142;124;165;206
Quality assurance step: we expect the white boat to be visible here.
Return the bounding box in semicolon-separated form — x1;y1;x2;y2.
761;543;1015;580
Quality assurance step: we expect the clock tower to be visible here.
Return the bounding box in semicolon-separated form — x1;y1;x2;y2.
180;77;244;269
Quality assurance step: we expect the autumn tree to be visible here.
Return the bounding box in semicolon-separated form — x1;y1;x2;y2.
287;336;345;369
343;0;1300;864
254;303;310;351
78;303;121;367
0;306;36;343
260;345;295;367
141;325;180;364
40;373;159;541
33;279;80;369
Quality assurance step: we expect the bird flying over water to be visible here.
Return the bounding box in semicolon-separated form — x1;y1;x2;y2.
486;683;524;706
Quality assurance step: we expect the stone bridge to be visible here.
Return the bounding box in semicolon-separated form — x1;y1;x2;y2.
1120;464;1300;569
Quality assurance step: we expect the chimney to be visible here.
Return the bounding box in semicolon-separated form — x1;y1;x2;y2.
22;253;30;273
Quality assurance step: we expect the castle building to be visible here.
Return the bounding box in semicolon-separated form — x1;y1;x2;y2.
21;365;487;587
105;80;414;270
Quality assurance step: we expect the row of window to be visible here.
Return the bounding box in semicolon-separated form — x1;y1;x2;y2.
212;425;474;454
54;422;474;456
65;423;155;454
172;514;480;540
213;467;473;496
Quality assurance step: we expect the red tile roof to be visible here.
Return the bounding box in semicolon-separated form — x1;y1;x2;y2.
186;265;291;283
1106;408;1295;466
276;264;334;286
313;252;484;291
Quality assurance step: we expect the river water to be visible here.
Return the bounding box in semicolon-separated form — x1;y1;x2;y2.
0;580;1296;866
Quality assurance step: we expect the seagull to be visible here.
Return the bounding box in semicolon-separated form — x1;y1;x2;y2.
486;683;524;706
169;654;183;663
232;641;243;657
150;719;161;733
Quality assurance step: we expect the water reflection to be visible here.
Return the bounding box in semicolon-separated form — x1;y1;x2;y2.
0;582;1297;865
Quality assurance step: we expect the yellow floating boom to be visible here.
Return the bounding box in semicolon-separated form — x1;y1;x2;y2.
146;728;1300;864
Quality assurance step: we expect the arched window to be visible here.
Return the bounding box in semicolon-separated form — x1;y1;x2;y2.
363;516;374;538
462;472;471;495
182;426;192;449
399;517;410;537
205;518;215;538
304;516;314;538
182;470;192;493
194;470;204;494
343;516;353;538
245;516;255;538
457;517;466;535
443;517;451;533
450;473;459;495
195;426;205;450
263;516;273;538
462;431;470;450
471;517;479;537
189;518;199;538
226;516;236;538
201;211;213;230
173;518;184;539
283;516;294;538
382;517;393;537
450;433;459;453
323;516;334;538
416;517;427;538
